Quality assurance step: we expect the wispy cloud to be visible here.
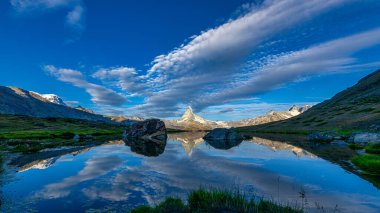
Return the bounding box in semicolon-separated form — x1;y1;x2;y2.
44;65;127;106
10;0;85;40
92;67;146;96
132;0;347;116
191;28;380;111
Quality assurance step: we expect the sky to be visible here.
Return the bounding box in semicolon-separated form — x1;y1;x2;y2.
1;0;380;121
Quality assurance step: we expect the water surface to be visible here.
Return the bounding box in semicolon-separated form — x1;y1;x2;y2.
1;132;380;212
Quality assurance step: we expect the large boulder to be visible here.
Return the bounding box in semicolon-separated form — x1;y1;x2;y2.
203;128;243;141
348;133;380;145
126;119;167;141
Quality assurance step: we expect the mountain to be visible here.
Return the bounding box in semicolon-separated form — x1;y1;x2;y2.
74;105;94;114
165;107;228;130
0;86;112;123
108;115;144;125
228;105;311;127
240;69;380;132
31;92;66;105
165;105;311;131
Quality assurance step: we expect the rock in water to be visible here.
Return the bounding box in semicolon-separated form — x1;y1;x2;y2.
203;128;243;141
126;119;167;141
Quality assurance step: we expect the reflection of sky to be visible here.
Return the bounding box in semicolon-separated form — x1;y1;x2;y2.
2;136;380;213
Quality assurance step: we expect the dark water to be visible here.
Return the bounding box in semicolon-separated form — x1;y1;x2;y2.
1;132;380;213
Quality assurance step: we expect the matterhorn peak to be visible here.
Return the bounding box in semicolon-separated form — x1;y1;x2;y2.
181;106;195;120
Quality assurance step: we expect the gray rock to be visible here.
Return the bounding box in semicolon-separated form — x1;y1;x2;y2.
126;119;167;141
203;128;243;141
348;133;380;145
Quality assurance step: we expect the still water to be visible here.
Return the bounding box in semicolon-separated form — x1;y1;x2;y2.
1;132;380;212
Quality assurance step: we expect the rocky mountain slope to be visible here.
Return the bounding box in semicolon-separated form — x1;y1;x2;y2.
165;107;229;131
165;105;311;131
0;86;112;122
239;69;380;133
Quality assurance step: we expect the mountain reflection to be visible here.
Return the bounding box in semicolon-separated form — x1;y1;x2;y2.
168;132;206;156
248;136;316;158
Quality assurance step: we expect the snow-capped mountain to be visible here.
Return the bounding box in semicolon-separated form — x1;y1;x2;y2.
31;92;66;105
165;106;228;130
165;105;312;130
0;86;113;122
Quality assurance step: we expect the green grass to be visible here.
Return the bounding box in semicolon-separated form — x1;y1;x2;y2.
130;189;302;213
348;143;365;150
352;154;380;175
365;143;380;154
352;108;376;114
0;115;126;152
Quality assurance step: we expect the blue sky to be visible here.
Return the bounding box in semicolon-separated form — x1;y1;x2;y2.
1;0;380;121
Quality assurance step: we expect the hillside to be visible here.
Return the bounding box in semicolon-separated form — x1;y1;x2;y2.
0;86;112;123
239;69;380;133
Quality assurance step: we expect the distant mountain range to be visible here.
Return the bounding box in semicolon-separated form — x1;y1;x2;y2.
165;105;311;131
240;69;380;132
0;86;112;123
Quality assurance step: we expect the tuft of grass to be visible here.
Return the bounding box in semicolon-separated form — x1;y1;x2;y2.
348;143;365;150
352;154;380;175
365;143;380;154
130;189;302;213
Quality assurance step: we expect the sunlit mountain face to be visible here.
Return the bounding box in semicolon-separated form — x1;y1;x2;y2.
1;0;380;120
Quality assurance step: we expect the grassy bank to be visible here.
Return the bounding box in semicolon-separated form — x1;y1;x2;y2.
130;189;302;213
352;154;380;175
0;115;125;152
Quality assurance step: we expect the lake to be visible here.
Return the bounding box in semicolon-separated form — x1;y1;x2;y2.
1;132;380;212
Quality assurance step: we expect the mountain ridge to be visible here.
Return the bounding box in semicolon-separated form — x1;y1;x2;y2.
165;105;311;131
239;69;380;132
0;86;113;123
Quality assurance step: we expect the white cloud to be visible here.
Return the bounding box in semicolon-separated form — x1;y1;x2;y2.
10;0;77;11
132;0;347;116
11;0;85;39
191;28;380;110
92;67;146;96
65;5;85;32
44;65;127;106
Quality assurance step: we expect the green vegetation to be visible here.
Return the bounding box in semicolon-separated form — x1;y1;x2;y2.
348;143;365;150
0;115;126;152
365;143;380;154
352;154;380;175
130;189;302;213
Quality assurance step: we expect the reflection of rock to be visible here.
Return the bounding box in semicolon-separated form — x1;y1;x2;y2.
168;132;206;156
203;128;243;141
126;119;167;141
125;139;166;157
250;136;316;158
206;139;242;150
203;128;243;150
